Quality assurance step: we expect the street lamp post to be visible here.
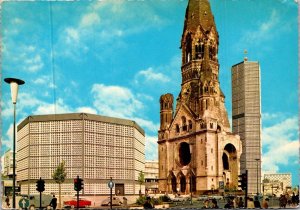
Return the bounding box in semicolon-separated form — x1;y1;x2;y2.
255;158;260;196
189;142;194;205
4;77;25;209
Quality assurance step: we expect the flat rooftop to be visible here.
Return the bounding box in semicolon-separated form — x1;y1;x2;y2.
18;112;145;135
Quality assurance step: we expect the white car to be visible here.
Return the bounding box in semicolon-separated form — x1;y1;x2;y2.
197;195;209;201
211;195;223;200
171;196;188;202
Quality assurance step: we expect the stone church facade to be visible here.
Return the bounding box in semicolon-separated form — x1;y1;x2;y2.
158;0;242;194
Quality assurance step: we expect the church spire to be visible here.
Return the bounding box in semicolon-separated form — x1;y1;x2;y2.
180;0;219;85
182;0;217;35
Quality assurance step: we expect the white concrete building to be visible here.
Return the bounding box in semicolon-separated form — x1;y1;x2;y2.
144;160;158;194
263;173;292;196
2;149;13;177
17;113;145;195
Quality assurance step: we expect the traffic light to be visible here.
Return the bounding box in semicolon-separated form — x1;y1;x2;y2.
238;172;248;190
74;176;84;191
78;178;84;191
36;178;45;192
74;178;79;191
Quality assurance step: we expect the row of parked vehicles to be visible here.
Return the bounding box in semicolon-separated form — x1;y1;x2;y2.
64;197;123;208
16;194;123;209
167;194;224;202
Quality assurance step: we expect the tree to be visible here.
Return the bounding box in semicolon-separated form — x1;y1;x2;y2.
138;171;145;196
52;160;67;209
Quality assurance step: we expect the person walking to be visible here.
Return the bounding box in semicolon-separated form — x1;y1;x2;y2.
143;196;153;209
211;199;219;208
5;195;10;208
238;197;244;208
254;196;261;208
291;192;297;206
202;199;210;209
262;198;269;209
247;197;255;209
224;199;233;209
49;195;57;210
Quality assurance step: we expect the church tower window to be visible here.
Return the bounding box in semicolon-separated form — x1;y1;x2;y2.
195;40;204;59
182;116;187;131
209;42;215;60
176;124;180;133
185;34;192;63
188;120;192;130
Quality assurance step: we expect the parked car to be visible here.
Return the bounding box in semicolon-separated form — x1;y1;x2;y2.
101;197;122;206
197;195;209;201
171;195;189;202
63;198;92;208
210;195;223;200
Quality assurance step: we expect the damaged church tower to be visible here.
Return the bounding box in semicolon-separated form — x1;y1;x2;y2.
158;0;242;194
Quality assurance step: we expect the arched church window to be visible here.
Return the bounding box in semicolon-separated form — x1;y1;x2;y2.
209;45;213;60
180;176;186;193
195;40;204;59
171;176;177;193
210;122;214;129
200;121;206;129
176;124;180;133
188;120;192;130
185;34;192;63
204;86;209;93
182;116;187;131
222;153;229;170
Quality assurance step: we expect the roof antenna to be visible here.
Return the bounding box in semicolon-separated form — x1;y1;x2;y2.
244;49;248;61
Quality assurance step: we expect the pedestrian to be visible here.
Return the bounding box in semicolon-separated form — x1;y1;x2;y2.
49;195;57;210
143;196;153;209
291;192;297;206
254;196;261;208
238;197;244;208
211;199;219;208
5;195;10;208
202;199;210;208
247;197;255;209
262;198;269;209
224;199;233;209
279;194;287;208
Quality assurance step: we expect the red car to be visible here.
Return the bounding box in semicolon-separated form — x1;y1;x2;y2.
63;198;92;208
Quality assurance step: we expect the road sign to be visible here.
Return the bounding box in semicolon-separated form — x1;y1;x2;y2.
108;180;114;189
19;198;29;208
219;181;224;189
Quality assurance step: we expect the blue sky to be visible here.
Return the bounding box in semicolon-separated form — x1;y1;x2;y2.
1;0;298;186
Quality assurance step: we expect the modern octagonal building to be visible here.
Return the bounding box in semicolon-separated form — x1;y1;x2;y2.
17;113;145;196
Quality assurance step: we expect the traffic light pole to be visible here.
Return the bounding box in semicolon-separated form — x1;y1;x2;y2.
110;183;112;210
245;170;248;208
77;175;80;210
77;190;79;210
39;191;42;210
